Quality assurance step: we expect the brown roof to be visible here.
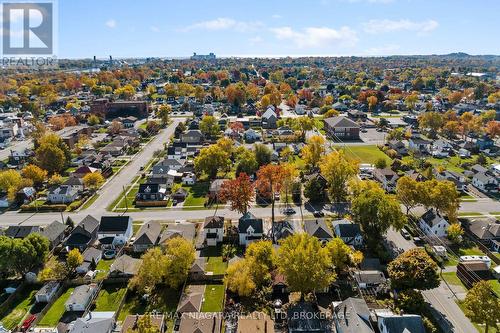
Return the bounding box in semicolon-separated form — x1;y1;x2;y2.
177;285;205;313
121;315;165;333
178;312;222;333
237;312;275;333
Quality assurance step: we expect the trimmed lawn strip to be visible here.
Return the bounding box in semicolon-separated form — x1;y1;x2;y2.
96;259;114;280
201;284;225;312
332;145;391;164
0;286;38;330
38;287;74;327
94;285;127;311
81;193;99;210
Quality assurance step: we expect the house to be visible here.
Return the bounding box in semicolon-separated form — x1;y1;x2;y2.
408;137;432;153
464;217;500;251
177;285;205;314
434;170;468;191
65;215;100;251
332;219;363;248
190;258;206;280
97;216;133;248
457;261;491;288
333;297;374;333
65;283;98;312
121;315;165;333
373;167;399;192
304;219;333;243
386;140;408;157
244;128;261;142
202;216;224;246
133;221;162;252
472;172;498;193
178;312;222;333
172;187;188;202
72;166;99;179
375;311;425;333
35;281;60;303
39;221;67;249
347;109;367;120
135;183;168;205
160;222;196;245
16;186;35;204
237;312;275;333
109;255;142;277
432;139;453;158
272;220;296;243
287;302;328;333
181;130;204;144
353;270;387;289
238;212;264;246
47;185;79;204
155;157;186;171
418;209;449;238
332;102;348;112
76;247;102;274
261;107;278;129
323;116;360;140
64;176;85;192
69;316;114;333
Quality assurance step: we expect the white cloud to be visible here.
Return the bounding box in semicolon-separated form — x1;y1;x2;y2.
363;19;438;34
150;26;160;33
182;17;263;32
105;19;117;29
270;26;358;48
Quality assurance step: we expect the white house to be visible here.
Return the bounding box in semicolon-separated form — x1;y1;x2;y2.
376;311;425;333
47;185;79;204
182;172;197;185
238;212;263;246
97;216;133;248
65;284;98;312
35;281;60;303
373;167;399;193
472;172;498;193
332;219;363;248
418;209;450;238
203;216;224;246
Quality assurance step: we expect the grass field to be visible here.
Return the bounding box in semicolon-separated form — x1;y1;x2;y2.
0;286;38;330
201;284;225;312
183;182;209;207
95;259;114;280
118;287;180;322
38;287;74;327
333;145;391;164
94;285;127;311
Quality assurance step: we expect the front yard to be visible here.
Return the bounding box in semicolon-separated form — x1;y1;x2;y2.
38;287;74;327
183;182;209;207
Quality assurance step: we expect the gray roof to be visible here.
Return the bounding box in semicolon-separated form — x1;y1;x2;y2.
134;221;162;246
69;317;114;333
324;116;359;129
40;221;66;243
420;209;446;228
110;255;141;275
334;298;374;333
304;219;333;240
238;212;263;234
378;314;425;333
66;284;97;308
160;222;196;244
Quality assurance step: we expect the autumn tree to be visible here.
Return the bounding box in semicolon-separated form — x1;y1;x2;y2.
277;233;335;295
225;259;256;296
0;169;22;194
326;238;358;272
254;144;272;166
387;248;439;291
396;176;421;214
39;257;68;281
235;148;258;176
463;281;500;333
157;104;171;126
164;237;195;289
367;96;378;111
486;120;500;139
87;114;101;126
129;247;169;294
21;164;47;187
245;240;276;286
418;112;443;138
200;115;220;139
83;172;105;191
219;173;254;214
67;248;84;272
108;120;123;135
194;144;231;179
351;181;407;248
35;133;70;174
301;135;325;169
255;164;285;226
127;314;161;333
319;150;359;203
447;223;464;244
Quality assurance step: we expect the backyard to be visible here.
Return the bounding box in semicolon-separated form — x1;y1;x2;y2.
201;284;225;312
94;284;127;311
201;247;227;275
333;145;391;164
0;286;38;330
95;259;115;280
38;287;74;327
118;287;180;322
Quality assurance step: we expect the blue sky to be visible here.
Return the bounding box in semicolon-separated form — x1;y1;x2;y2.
57;0;500;58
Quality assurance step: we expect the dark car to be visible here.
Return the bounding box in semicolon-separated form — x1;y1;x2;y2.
313;210;324;218
401;228;412;240
283;207;296;215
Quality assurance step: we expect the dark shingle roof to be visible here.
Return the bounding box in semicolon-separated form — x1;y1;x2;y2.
98;216;131;233
303;219;333;240
238;212;263;233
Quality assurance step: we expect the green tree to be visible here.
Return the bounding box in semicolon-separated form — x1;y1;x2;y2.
303;176;326;203
164;237;195;289
129;247;169;294
326;238;356;272
254;144;272;166
463;281;500;333
35;143;66;174
157;104;171;126
319;151;359;203
301;135;325;169
87;114;101;126
277;233;335;295
396;176;421;214
199;115;220;139
351;181;407;248
225;259;256;296
374;158;387;169
387;248;439;291
38;257;68;281
245;240;276;286
1;233;50;276
235;148;258;175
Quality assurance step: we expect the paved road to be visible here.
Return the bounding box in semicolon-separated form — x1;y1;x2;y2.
386;227;478;333
87;118;183;211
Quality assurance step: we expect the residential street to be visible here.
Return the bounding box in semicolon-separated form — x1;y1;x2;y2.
0;138;32;161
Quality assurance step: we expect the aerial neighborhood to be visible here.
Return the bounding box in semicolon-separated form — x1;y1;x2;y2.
0;52;499;333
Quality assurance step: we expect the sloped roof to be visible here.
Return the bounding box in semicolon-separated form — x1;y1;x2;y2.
303;219;333;240
99;216;131;233
324;116;359;128
134;221;162;245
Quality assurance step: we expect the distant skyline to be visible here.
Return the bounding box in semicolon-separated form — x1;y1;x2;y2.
56;0;499;58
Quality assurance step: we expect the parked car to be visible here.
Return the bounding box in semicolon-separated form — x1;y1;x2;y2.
401;228;411;240
313;210;324;218
283;207;296;215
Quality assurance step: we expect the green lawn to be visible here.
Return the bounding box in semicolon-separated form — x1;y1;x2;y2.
201;284;225;312
118;287;180;322
206;257;227;275
0;286;38;330
183;182;209;207
94;285;127;311
426;155;495;174
95;259;114;280
441;272;465;288
38;287;74;327
81;193;99;210
333;145;391;164
458;212;484;217
458;245;485;256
